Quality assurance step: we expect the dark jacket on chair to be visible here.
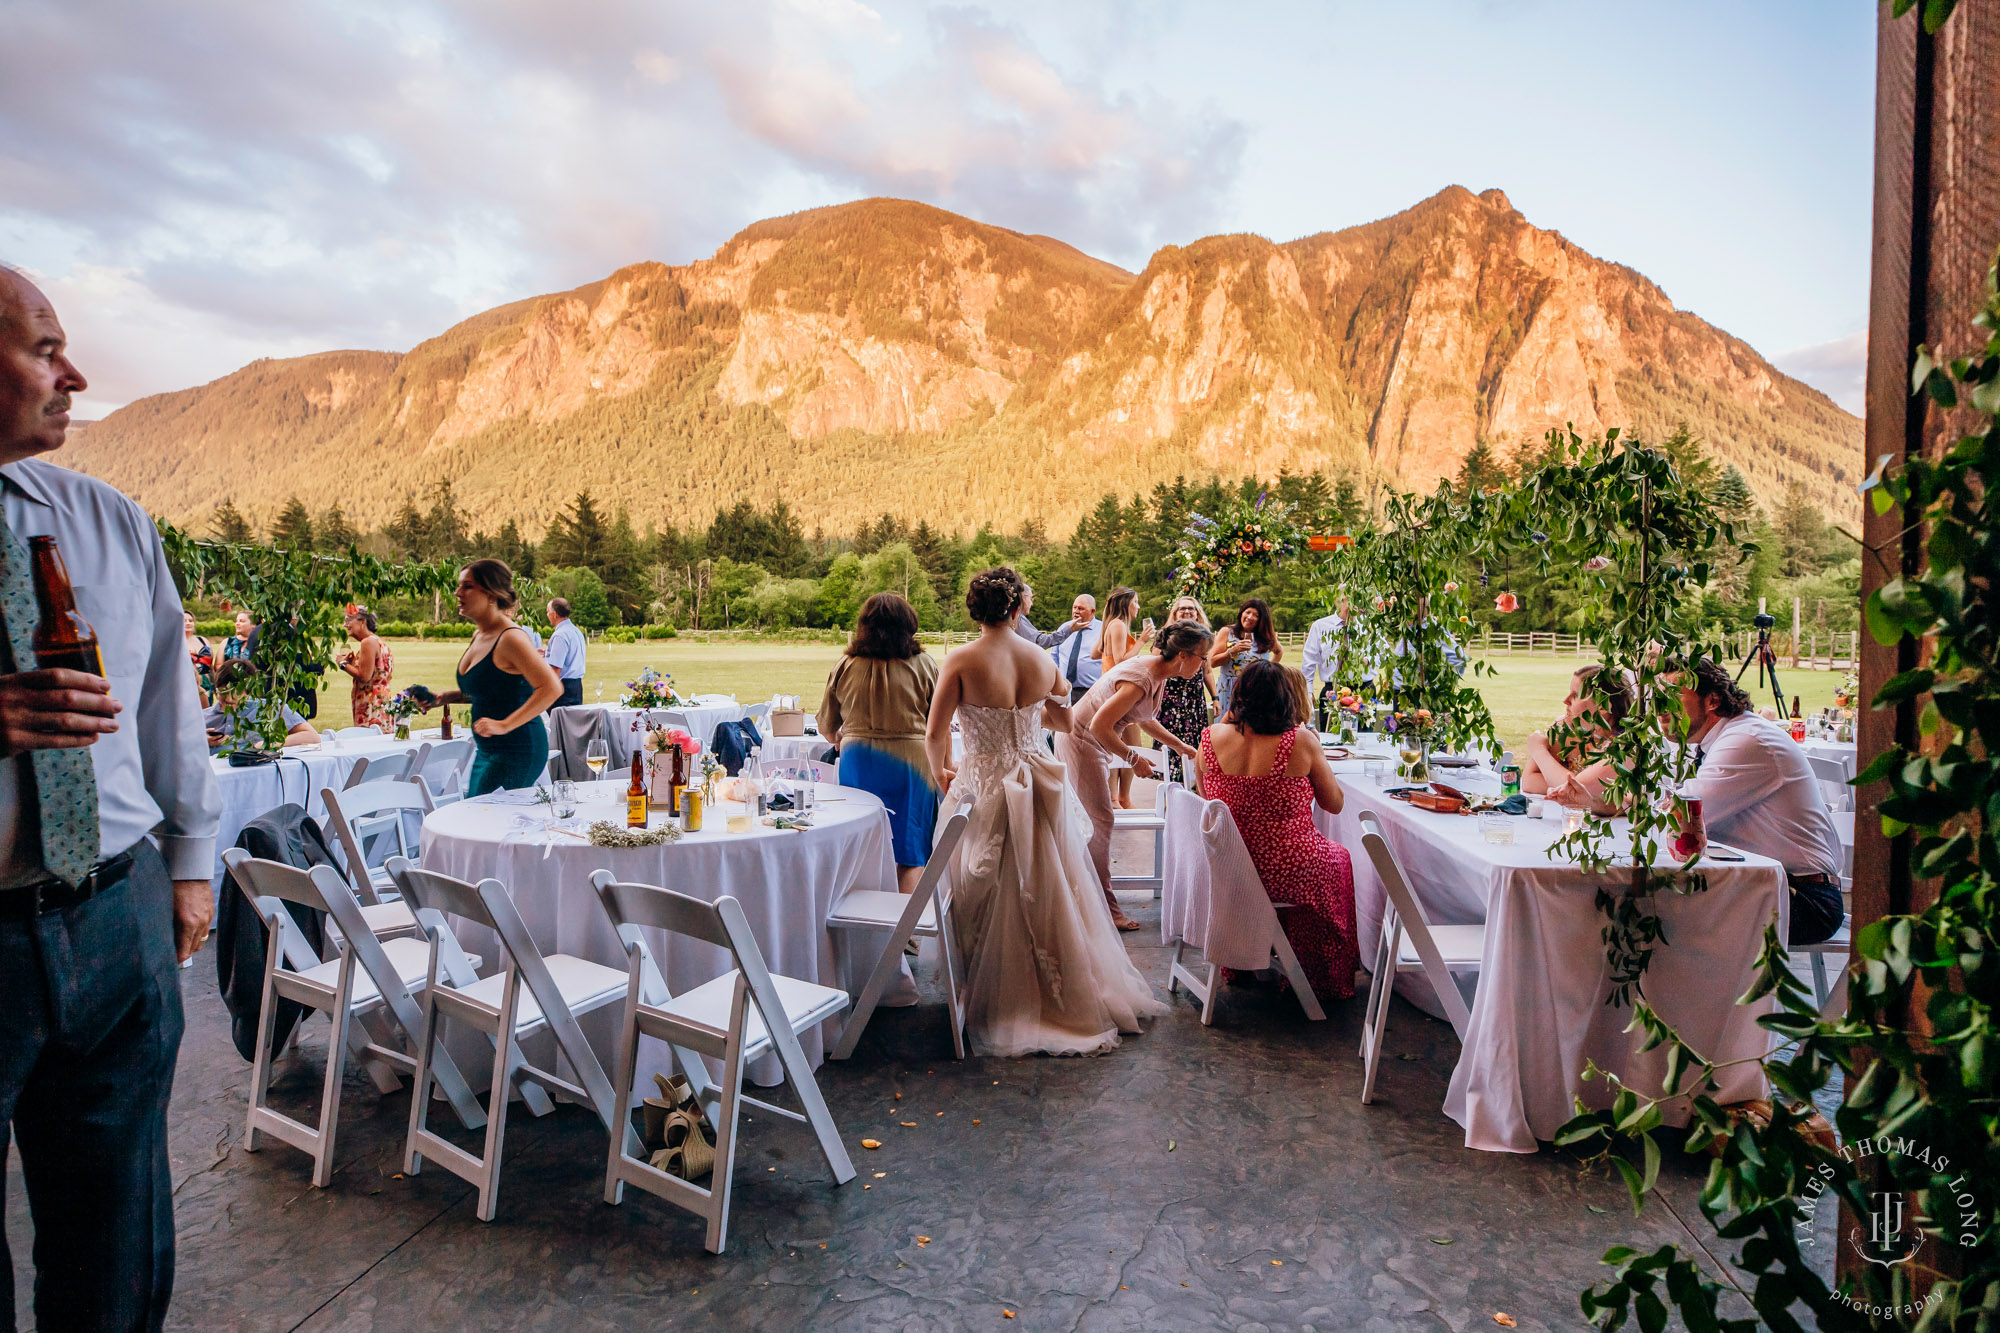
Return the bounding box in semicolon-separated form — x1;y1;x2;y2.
213;803;338;1061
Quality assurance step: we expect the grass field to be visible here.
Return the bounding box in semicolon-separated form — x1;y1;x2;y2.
327;640;1844;751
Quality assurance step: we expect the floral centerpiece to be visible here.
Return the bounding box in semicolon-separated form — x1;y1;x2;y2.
1171;494;1307;599
641;725;699;806
621;667;682;711
1382;708;1438;781
383;688;425;740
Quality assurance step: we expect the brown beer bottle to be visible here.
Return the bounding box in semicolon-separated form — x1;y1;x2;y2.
440;705;454;740
29;536;105;676
626;749;647;828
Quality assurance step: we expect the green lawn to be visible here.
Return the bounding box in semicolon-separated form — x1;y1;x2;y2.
327;639;1845;752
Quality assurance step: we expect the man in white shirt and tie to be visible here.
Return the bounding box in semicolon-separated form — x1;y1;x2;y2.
0;265;220;1330
543;597;587;707
1300;601;1351;729
1673;658;1845;945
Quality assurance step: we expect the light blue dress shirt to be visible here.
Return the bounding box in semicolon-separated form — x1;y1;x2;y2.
545;619;586;680
0;460;221;884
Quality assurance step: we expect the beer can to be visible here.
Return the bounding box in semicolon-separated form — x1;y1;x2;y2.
680;788;704;832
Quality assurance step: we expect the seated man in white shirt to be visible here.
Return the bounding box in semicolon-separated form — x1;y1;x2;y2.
1673;659;1845;946
204;660;319;750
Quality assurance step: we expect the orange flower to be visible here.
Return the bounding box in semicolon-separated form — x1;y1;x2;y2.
1493;592;1520;613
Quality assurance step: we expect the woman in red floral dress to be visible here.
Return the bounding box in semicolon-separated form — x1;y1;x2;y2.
336;608;396;730
1198;660;1358;1000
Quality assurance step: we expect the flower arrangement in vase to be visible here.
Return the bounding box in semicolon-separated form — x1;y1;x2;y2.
642;725;699;807
621;667;682;711
383;688;424;740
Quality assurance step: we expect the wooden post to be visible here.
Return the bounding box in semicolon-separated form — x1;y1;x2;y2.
1846;0;2000;1295
1790;597;1801;667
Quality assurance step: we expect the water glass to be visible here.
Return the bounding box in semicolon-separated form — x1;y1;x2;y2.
1563;806;1587;835
1480;813;1513;845
1364;759;1388;787
553;780;577;820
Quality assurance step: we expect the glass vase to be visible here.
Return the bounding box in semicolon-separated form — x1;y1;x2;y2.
394;721;410;741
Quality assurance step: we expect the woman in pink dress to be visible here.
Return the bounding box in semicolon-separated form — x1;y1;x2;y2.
1199;660;1358;1000
336;608;395;730
1057;623;1211;930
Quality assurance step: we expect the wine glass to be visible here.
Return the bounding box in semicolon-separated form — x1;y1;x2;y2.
595;680;605;705
585;739;610;779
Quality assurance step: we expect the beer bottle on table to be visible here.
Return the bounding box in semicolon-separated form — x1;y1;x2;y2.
1789;695;1805;742
440;705;453;740
29;536;105;676
626;749;647;828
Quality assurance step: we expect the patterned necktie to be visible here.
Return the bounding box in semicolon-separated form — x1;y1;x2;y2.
1065;627;1085;688
0;506;101;887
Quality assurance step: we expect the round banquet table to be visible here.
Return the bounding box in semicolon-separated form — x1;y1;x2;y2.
418;778;898;1085
208;729;440;885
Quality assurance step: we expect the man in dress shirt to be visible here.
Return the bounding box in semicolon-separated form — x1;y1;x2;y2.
1299;600;1351;729
543;597;587;707
1026;591;1102;703
0;265;220;1329
1673;658;1845;945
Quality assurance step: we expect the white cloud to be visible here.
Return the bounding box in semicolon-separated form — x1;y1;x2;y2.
2;0;1242;414
1774;330;1866;415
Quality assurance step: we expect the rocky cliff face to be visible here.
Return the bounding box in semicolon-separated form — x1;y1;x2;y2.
65;190;1859;535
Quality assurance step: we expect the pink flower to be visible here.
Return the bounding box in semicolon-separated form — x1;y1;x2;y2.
1494;591;1521;613
1443;581;1459;592
1372;597;1387;611
1582;555;1612;573
667;726;699;755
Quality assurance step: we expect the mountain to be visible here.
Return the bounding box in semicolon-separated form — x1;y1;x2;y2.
65;189;1860;537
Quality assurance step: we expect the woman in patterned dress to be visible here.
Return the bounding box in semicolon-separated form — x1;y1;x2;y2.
1157;596;1213;787
1199;658;1357;1001
336;608;395;730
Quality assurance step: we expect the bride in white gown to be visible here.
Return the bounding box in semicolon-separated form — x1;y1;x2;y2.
924;568;1166;1057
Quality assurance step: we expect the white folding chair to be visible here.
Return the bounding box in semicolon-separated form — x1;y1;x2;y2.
1829;810;1855;891
1807;753;1854;812
1796;919;1853;1012
741;702;772;731
343;747;417;789
1356;811;1483;1105
387;860;633;1222
827;807;972;1059
1160;788;1325;1025
756;756;837;785
222;849;485;1187
1111;778;1169;897
591;873;855;1253
321;779;437;939
413;738;475;806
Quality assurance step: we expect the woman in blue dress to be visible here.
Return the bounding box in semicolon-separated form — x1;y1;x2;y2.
422;559;563;796
817;593;940;892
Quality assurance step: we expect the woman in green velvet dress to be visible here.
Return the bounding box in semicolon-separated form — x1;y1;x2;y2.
422;559;563;795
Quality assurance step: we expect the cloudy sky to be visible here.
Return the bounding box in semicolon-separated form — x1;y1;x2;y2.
1;0;1874;417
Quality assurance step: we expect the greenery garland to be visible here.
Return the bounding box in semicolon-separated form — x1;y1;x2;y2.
1171;495;1306;599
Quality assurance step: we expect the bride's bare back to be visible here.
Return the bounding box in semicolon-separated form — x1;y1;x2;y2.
925;623;1064;784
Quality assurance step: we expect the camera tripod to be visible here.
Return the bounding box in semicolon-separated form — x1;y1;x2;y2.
1734;625;1788;718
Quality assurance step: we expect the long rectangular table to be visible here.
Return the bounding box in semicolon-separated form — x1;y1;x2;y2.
1314;760;1787;1152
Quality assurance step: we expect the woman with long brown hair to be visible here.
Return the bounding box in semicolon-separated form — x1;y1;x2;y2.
420;559;562;796
1209;596;1280;719
1090;587;1154;808
818;592;940;892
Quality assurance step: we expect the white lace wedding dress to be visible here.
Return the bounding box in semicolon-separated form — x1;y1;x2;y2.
944;702;1166;1057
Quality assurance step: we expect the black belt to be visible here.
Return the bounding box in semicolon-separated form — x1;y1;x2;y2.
0;850;137;918
1786;870;1842;892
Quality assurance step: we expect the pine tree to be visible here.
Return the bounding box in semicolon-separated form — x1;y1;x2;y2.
1456;441;1503;496
269;496;314;550
210;500;253;545
1659;420;1717;491
493;519;536;576
1712;465;1756;521
1772;481;1828;578
424;479;467;560
384;493;428;559
541;492;608;570
316;504;358;551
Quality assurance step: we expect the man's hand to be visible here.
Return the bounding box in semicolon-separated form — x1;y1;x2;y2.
0;669;120;758
173;878;213;963
1071;609;1092;630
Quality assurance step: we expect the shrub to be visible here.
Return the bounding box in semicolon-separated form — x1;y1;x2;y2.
640;625;677;639
419;622;477;640
377;620;421;638
194;620;235;639
603;626;639;644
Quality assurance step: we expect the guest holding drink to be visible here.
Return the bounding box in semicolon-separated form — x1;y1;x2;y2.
222;609;255;662
1209;597;1279;719
1091;587;1154;809
1521;664;1633;815
1199;659;1356;1000
1060;622;1211;930
185;609;216;704
334;606;394;731
1157;596;1213;787
418;559;561;795
817;593;939;893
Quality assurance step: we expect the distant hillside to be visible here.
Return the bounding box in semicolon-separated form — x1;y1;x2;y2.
65;190;1860;536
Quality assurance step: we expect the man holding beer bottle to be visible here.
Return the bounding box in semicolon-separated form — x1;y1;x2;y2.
0;263;220;1331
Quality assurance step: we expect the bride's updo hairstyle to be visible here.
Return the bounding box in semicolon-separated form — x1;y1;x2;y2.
964;567;1027;626
1153;621;1213;662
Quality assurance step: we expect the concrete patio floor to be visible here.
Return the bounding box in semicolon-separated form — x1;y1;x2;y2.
8;829;1824;1332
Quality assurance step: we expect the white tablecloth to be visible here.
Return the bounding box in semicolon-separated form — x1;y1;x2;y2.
548;701;747;778
209;731;435;884
1802;738;1857;777
418;779;897;1083
1316;763;1786;1152
761;735;835;765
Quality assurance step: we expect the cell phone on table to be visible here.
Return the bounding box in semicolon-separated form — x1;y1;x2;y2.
1704;845;1746;862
